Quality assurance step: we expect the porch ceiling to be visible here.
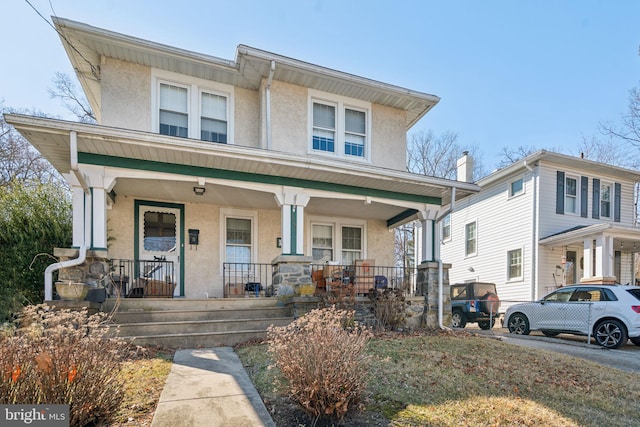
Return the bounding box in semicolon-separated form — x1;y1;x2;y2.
6;115;479;209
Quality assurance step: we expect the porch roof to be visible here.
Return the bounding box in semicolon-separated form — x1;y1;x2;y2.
52;17;439;129
539;223;640;251
6;114;479;212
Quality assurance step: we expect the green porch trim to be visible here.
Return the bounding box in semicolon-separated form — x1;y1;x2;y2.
79;153;442;205
387;209;419;228
134;200;185;297
290;205;298;255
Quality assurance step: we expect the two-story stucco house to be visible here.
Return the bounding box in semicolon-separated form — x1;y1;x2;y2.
6;17;478;300
438;150;640;307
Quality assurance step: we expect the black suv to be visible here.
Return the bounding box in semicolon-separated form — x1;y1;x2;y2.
450;282;500;330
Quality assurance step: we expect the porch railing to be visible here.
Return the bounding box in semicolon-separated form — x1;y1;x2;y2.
107;258;176;298
310;264;416;296
223;263;275;297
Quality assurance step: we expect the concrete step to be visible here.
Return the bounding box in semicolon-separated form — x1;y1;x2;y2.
128;329;272;348
113;317;292;337
111;306;291;323
103;297;283;312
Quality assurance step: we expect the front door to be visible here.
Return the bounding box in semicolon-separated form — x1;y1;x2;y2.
137;203;182;296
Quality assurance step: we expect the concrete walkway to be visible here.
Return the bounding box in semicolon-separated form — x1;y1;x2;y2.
151;347;275;427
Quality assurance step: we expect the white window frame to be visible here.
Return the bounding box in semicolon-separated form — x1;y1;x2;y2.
506;248;524;281
311;223;335;262
307;216;367;264
308;89;371;162
600;181;613;219
152;69;234;144
442;214;451;242
508;176;525;198
465;221;477;257
564;175;579;215
219;208;258;273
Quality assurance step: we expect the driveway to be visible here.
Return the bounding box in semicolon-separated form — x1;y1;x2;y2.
474;328;640;374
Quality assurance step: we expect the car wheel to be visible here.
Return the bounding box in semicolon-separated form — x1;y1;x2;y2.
630;337;640;346
507;313;530;335
451;310;466;328
478;318;495;330
541;330;560;337
594;319;628;349
479;293;500;315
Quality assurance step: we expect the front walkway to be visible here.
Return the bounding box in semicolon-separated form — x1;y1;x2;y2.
151;347;275;427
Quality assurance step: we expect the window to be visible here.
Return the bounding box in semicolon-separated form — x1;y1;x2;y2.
341;226;362;265
507;249;522;280
143;211;176;252
601;183;612;218
309;90;370;160
309;218;366;264
509;177;524;197
226;218;252;265
201;92;227;143
312;224;333;261
159;83;188;138
442;214;451;241
312;102;336;152
565;176;577;214
465;222;477;256
344;109;366;157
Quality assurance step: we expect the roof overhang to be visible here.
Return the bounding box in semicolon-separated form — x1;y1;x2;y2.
540;223;640;250
52;17;440;129
6;114;479;210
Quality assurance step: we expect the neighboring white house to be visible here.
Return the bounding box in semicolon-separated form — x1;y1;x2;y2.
420;150;640;306
7;17;479;300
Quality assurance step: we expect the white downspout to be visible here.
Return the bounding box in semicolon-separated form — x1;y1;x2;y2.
266;60;275;150
44;131;90;300
524;160;538;300
438;186;456;330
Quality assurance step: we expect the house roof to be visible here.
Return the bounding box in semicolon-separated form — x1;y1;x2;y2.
5;114;479;210
539;223;640;249
477;150;640;186
52;17;440;129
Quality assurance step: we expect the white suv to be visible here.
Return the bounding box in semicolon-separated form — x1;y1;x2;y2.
505;284;640;349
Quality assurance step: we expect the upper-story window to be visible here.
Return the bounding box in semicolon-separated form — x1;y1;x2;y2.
465;221;477;257
600;182;612;218
564;176;578;214
153;69;233;144
442;214;451;241
509;177;524;198
309;90;370;161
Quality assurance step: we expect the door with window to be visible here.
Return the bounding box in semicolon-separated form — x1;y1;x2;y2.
138;205;181;296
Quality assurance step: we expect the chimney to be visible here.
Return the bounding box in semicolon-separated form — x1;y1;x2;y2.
456;151;474;183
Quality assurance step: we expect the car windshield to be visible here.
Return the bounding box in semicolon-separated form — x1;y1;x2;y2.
473;283;495;297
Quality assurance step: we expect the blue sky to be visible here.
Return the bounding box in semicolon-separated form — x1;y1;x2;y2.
2;0;639;170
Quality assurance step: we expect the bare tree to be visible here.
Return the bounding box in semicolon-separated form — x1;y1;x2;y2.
496;145;538;168
49;72;96;124
600;86;640;147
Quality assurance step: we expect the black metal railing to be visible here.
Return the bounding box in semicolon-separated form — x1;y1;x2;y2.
310;263;416;296
223;263;275;297
107;258;176;298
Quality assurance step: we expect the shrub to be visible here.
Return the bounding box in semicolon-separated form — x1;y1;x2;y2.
267;306;371;421
367;287;408;330
0;304;127;426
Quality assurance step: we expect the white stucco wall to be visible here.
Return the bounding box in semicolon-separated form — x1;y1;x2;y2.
371;103;407;171
100;57;151;131
235;86;260;148
269;80;308;155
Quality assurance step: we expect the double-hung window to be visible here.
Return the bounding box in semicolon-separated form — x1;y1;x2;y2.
600;183;612;218
442;214;451;241
201;92;227;143
507;249;522;280
310;90;370;160
310;219;365;264
565;176;578;214
341;226;362;265
312;224;333;261
159;83;189;138
465;221;477;257
225;218;252;265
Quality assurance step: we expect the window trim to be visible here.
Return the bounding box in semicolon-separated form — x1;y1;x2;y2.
308;89;371;162
508;175;525;198
152;69;234;143
307;216;367;263
564;174;579;215
506;247;524;282
219;208;258;272
465;220;477;258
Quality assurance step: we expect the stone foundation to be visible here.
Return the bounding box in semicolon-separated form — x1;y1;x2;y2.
52;248;109;302
416;261;451;328
271;255;313;297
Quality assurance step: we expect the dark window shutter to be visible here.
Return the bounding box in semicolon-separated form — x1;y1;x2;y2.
614;182;621;222
556;171;565;215
592;178;600;219
580;176;588;218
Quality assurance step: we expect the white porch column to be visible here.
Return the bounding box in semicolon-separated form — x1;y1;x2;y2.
92;187;108;250
275;188;310;256
583;239;593;279
594;236;604;278
418;210;436;263
603;235;614;278
71;185;85;248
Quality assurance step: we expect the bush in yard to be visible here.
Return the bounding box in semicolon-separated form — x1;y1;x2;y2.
367;287;408;331
267;305;372;421
0;304;127;426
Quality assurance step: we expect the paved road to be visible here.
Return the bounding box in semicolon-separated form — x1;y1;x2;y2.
474;328;640;374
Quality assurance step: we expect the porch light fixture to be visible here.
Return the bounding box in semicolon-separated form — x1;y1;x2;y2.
193;186;206;196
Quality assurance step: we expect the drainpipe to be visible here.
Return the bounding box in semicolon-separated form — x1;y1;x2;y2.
438;187;456;330
266;60;275;150
44;131;90;300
